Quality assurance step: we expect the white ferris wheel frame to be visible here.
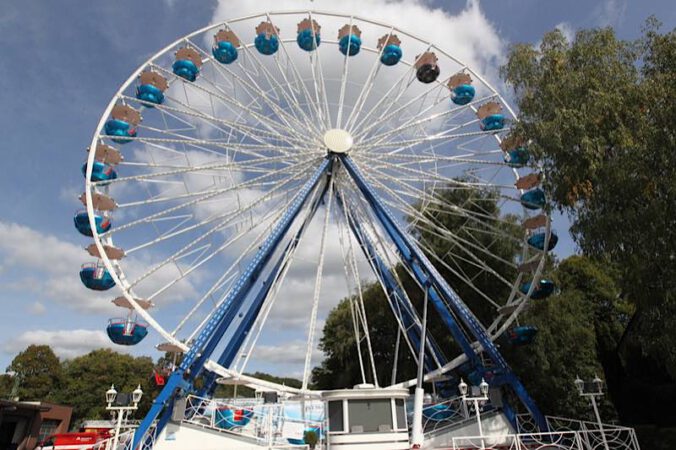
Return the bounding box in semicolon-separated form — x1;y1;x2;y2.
84;10;552;394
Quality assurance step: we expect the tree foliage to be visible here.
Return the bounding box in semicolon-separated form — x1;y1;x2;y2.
314;184;521;390
503;256;630;419
501;21;676;371
6;345;63;401
52;349;158;425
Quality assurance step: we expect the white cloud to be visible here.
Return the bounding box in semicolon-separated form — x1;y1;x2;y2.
555;22;575;43
3;329;120;359
252;340;324;365
594;0;627;27
211;0;506;87
0;221;198;315
27;302;47;315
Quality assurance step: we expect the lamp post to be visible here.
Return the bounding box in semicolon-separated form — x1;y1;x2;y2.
575;375;609;450
105;384;143;450
459;378;489;449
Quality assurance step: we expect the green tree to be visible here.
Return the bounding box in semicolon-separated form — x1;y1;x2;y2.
6;345;62;401
500;21;676;373
314;184;522;390
53;349;156;425
503;256;630;419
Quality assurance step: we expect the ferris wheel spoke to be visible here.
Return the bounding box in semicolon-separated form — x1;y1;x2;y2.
348;47;432;136
124;90;307;154
122;178;302;256
233;177;328;374
334;196;376;383
151;64;313;148
352;70;465;140
308;11;332;129
343;184;455;365
352;163;521;281
357;96;497;149
106;158;317;246
175;199;297;341
357;128;508;155
131;172;306;299
301;178;334;390
265;16;327;126
92;153;298;187
150;187;297;314
341;26;393;131
416;237;504;312
184;38;320;138
335;17;355;128
339;186;444;372
236;36;324;134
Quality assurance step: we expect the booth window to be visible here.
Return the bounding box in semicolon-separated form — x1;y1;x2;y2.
395;399;406;429
328;400;344;432
347;399;392;433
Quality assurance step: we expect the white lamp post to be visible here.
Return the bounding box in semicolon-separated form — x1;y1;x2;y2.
459;378;489;449
105;385;143;450
575;375;609;450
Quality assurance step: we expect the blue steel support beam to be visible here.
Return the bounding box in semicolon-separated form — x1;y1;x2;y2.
132;158;333;448
338;196;446;372
340;155;547;431
199;171;334;396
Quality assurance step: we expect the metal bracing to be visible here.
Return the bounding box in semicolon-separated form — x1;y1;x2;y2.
337;192;446;374
131;158;332;448
339;154;548;431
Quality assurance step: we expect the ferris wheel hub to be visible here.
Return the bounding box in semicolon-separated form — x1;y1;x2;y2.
323;128;353;154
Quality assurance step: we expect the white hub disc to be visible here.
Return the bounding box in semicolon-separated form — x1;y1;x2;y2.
323;129;353;154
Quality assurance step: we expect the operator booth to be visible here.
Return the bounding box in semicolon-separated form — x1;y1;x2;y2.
323;385;409;450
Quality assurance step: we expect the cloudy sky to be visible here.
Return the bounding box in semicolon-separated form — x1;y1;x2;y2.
1;0;673;377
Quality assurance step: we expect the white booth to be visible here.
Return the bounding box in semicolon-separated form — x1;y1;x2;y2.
322;385;410;450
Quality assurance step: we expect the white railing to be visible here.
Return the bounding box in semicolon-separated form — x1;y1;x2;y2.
455;416;640;450
182;394;324;448
419;396;473;435
91;430;135;450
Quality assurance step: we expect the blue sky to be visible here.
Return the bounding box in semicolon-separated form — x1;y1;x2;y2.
1;0;673;375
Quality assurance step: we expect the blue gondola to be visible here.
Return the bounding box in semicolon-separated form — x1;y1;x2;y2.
172;59;199;82
504;147;530;167
255;22;280;55
106;318;148;345
255;33;279;55
507;325;538;346
135;71;168;106
213;41;238;64
136;84;164;106
520;188;546;210
339;34;362;56
173;47;202;82
80;263;116;291
73;211;111;237
480;114;505;131
212;29;240;64
82;161;117;184
520;279;555;299
423;403;457;421
288;426;321;446
528;231;559;251
448;72;475;106
452;84;475;105
378;34;402;66
104;119;137;143
215;407;254;430
297;29;320;51
381;44;402;65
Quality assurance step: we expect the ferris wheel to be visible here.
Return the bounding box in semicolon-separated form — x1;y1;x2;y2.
76;10;557;443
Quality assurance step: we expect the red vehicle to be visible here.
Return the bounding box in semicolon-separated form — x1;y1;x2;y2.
35;431;110;450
